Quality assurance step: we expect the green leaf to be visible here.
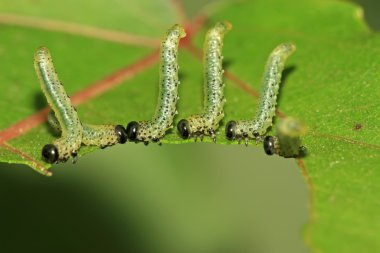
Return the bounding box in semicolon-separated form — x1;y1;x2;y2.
0;0;379;252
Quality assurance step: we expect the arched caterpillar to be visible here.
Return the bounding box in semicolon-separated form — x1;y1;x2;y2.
263;117;306;158
126;24;186;144
225;43;296;145
177;21;231;142
35;47;126;164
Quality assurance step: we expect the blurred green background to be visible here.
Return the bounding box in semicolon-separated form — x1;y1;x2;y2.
0;1;378;252
0;145;307;253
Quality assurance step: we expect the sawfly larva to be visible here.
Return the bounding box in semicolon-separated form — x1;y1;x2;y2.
35;47;126;164
225;43;296;145
126;24;186;144
177;21;231;143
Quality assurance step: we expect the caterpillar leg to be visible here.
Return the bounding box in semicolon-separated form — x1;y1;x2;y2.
244;137;249;147
209;129;216;143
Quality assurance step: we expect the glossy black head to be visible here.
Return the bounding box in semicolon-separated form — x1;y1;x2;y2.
115;125;127;144
126;121;139;141
263;136;275;155
225;121;236;140
177;119;190;139
42;144;59;163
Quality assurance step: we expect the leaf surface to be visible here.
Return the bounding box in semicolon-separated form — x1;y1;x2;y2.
0;0;379;251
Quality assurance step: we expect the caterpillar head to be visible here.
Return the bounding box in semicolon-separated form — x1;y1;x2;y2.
126;121;140;141
42;144;59;163
177;119;190;139
115;125;127;144
225;120;237;140
263;136;276;155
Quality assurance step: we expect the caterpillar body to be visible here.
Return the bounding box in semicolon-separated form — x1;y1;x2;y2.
35;47;126;164
177;21;231;142
47;112;127;148
263;117;307;158
35;47;83;163
126;24;186;144
225;43;296;145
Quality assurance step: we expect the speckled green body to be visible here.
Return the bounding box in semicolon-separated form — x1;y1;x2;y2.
234;43;296;141
48;112;120;148
185;21;231;141
37;47;124;163
35;47;83;162
81;124;120;147
135;24;185;142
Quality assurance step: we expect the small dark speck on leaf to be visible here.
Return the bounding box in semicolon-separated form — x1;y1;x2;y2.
353;123;363;131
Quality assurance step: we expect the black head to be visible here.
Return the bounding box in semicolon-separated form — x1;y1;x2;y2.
126;121;139;141
115;125;127;144
225;121;236;140
177;119;190;139
263;136;276;155
42;144;59;163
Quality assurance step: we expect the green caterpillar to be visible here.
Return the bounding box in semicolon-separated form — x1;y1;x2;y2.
177;21;231;143
126;24;186;144
225;43;296;145
35;47;126;164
